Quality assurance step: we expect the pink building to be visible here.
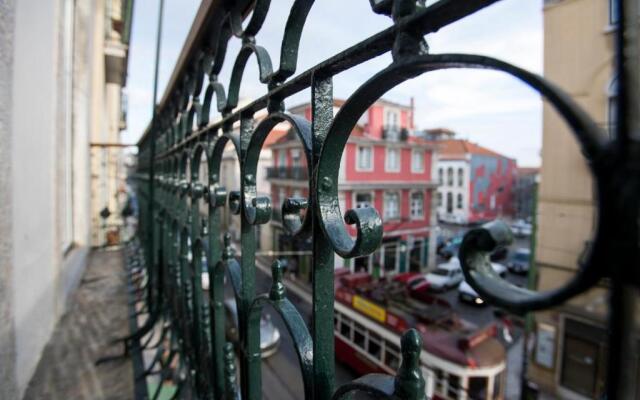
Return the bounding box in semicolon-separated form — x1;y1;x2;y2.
267;99;438;280
434;139;517;225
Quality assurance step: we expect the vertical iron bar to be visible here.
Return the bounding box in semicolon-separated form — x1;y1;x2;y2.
238;116;260;400
146;0;165;310
311;74;335;400
607;0;639;398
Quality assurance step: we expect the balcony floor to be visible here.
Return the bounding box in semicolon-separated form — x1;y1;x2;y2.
24;248;132;399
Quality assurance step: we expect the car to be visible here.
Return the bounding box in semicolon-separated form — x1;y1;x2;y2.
511;220;533;238
458;263;507;305
424;259;464;291
491;262;508;278
224;298;281;358
458;281;486;306
508;248;531;274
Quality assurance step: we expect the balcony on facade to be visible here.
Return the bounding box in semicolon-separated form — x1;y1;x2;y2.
266;166;309;181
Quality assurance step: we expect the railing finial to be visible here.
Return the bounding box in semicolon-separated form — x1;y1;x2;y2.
394;328;426;400
269;260;286;301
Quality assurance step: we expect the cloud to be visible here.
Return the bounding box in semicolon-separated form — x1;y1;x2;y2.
124;0;544;166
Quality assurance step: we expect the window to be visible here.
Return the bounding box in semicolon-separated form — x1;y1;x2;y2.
357;146;373;170
560;319;607;398
447;167;454;186
457;167;464;187
447;374;460;398
490;194;496;210
446;192;453;213
368;332;382;359
384;192;400;219
355;192;372;208
433;368;445;393
384;342;400;370
340;319;351;338
437;192;442;207
386;109;399;130
386;147;400;172
468;377;488;399
278;149;286;167
353;322;366;349
291;148;301;167
438;168;443;185
411;150;424;172
410;192;424;219
456;193;463;210
609;0;620;25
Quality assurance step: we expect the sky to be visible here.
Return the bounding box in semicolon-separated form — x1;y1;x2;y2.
123;0;544;167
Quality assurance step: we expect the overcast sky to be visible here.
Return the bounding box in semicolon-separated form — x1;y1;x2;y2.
124;0;543;166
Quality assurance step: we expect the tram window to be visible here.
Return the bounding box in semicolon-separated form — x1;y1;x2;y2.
433;368;444;393
447;374;460;398
368;332;382;359
353;323;366;349
468;376;488;399
340;319;351;338
385;342;400;370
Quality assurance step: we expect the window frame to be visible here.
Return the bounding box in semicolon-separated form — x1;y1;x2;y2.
410;190;424;219
385;147;401;172
354;191;374;209
384;191;401;220
411;149;424;173
447;167;454;186
356;145;374;172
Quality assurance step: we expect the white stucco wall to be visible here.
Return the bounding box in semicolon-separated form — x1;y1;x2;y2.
436;159;470;224
1;0;96;397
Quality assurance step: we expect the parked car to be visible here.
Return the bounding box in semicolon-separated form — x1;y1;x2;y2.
458;263;507;306
424;259;464;291
224;298;281;358
511;220;533;238
458;281;485;305
508;248;531;274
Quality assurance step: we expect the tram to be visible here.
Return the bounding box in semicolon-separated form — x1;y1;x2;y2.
334;271;507;400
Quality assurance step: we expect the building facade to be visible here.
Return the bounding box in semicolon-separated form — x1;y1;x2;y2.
0;0;132;397
525;1;635;399
435;139;517;225
267;99;438;282
514;167;540;221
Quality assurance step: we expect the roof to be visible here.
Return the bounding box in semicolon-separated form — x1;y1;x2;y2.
517;167;540;175
263;128;288;147
287;97;411;114
438;139;513;160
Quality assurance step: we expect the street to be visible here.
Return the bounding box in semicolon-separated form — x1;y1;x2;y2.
249;263;358;400
230;221;534;399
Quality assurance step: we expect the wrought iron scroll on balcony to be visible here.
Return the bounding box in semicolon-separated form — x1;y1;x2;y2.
129;0;639;399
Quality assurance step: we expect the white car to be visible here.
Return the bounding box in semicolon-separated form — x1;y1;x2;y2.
425;259;464;291
458;263;506;305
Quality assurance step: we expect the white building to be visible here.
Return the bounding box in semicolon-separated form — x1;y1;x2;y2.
0;1;132;397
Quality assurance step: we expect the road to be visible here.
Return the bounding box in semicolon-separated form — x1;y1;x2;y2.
229;222;534;399
250;263;358;400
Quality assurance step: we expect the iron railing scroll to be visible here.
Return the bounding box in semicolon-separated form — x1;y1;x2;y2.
127;0;639;399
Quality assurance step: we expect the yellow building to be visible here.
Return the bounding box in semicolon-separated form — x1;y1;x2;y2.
527;0;627;399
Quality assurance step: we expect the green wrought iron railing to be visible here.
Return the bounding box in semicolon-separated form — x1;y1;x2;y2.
122;0;639;399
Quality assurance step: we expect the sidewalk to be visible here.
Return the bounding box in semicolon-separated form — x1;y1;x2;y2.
23;248;132;399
